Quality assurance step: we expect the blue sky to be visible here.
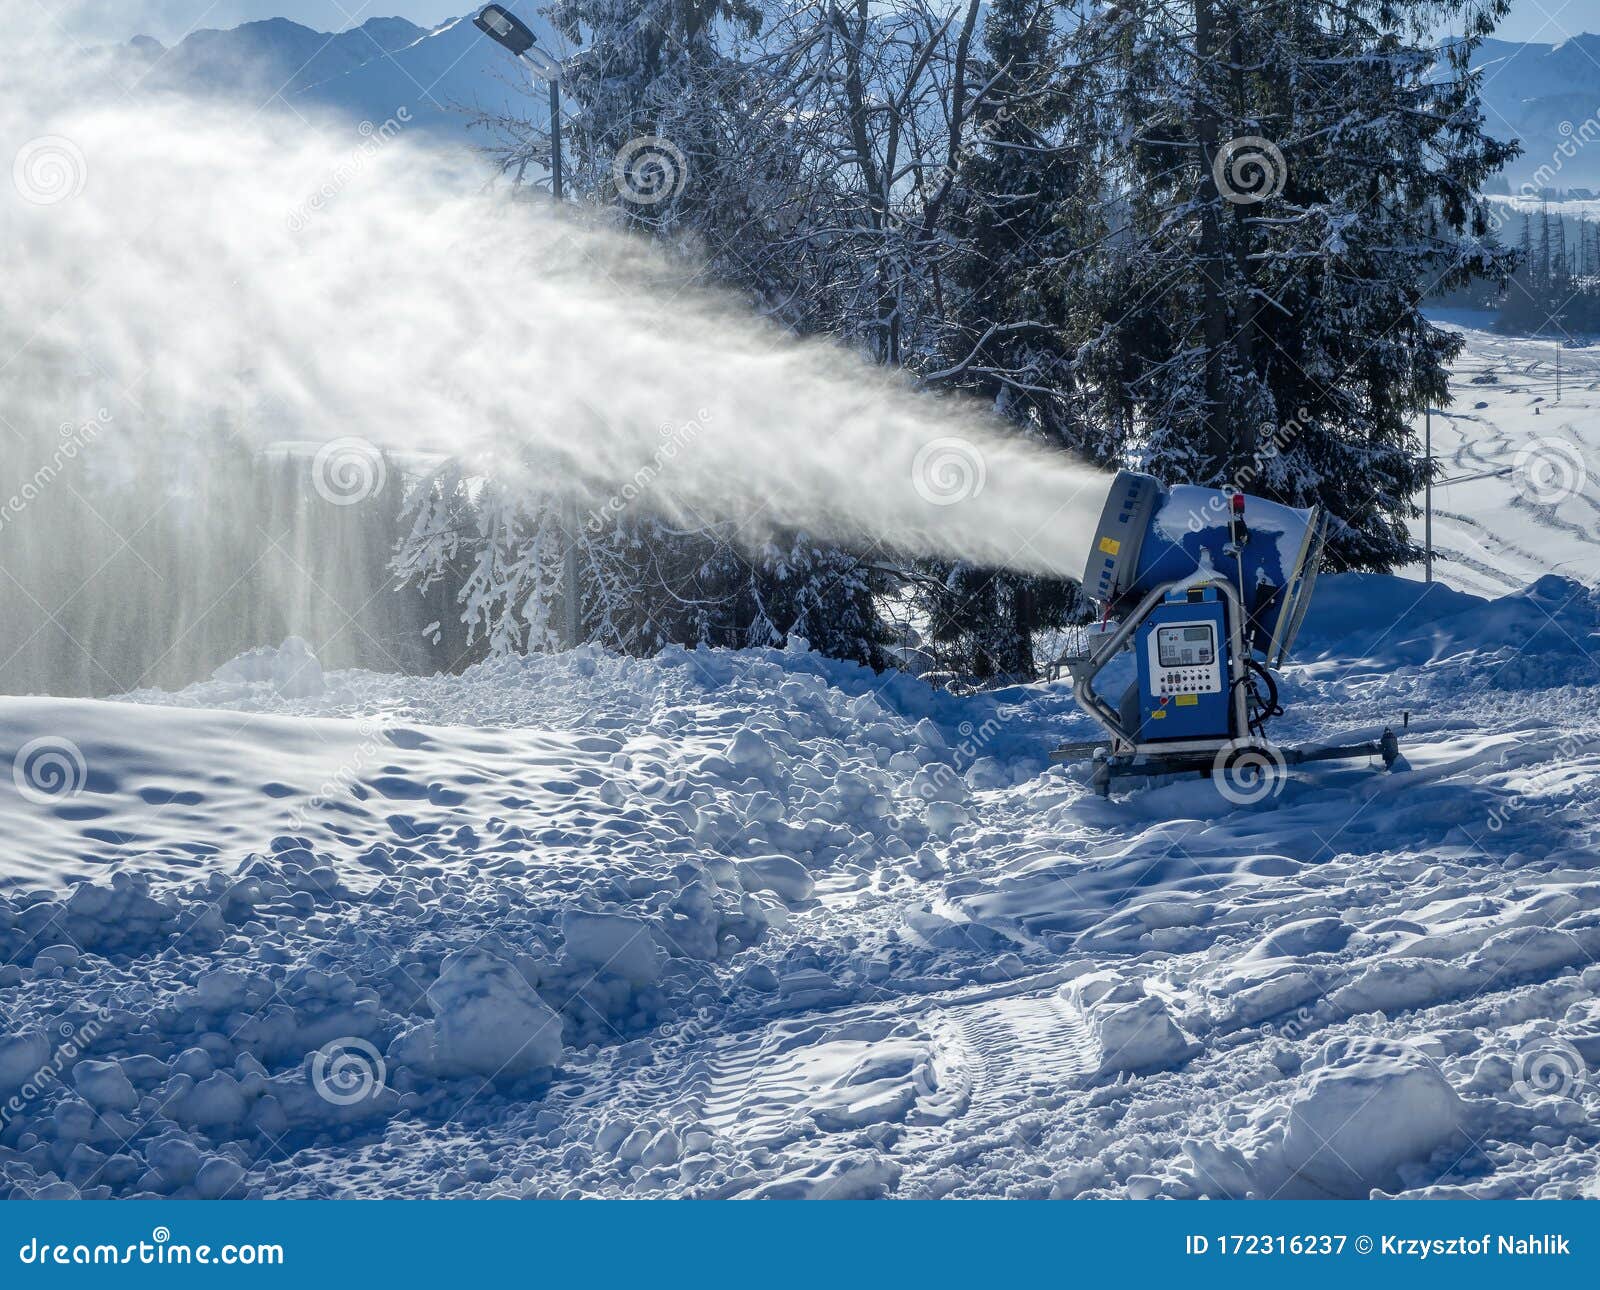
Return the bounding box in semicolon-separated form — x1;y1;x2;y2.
1501;0;1600;41
67;0;1600;46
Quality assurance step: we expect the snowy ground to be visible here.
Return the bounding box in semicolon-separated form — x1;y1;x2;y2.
0;323;1597;1201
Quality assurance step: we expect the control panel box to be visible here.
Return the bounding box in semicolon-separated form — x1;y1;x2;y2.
1134;589;1233;742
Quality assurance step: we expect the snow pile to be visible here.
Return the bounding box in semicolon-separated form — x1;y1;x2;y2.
210;637;325;698
1280;1038;1466;1197
1065;973;1198;1077
1294;573;1600;692
390;948;563;1081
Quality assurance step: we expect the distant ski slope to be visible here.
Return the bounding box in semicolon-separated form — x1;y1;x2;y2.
1403;313;1600;598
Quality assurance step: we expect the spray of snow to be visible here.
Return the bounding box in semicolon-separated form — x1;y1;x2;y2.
2;19;1115;608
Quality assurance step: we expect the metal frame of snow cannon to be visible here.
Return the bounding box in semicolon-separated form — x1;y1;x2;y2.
1049;472;1400;798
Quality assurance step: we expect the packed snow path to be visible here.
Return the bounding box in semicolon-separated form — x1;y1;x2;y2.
1;565;1598;1200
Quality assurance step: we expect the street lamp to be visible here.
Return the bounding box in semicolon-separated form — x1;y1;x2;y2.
474;5;580;649
473;4;563;203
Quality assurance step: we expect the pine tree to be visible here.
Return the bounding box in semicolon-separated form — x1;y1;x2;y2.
1062;0;1519;569
918;0;1110;678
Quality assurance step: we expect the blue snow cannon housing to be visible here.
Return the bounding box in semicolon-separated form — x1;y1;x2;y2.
1076;470;1324;664
1055;470;1398;798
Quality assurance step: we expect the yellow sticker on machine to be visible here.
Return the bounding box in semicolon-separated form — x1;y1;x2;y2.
1098;536;1121;556
1149;709;1167;719
1175;694;1198;706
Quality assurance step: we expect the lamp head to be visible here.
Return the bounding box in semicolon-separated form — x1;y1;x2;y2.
474;4;537;56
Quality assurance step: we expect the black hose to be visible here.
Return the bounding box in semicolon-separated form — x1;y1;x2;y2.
1244;656;1284;737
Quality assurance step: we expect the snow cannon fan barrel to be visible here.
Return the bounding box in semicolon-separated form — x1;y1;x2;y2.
1074;470;1324;665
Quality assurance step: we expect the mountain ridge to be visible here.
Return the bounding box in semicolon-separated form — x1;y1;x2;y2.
114;13;1600;189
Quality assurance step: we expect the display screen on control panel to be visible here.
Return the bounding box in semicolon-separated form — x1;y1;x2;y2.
1156;623;1215;668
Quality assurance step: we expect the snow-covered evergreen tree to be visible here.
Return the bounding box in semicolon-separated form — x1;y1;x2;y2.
915;0;1110;678
1062;0;1518;568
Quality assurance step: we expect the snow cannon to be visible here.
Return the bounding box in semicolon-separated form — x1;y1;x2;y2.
1052;470;1399;798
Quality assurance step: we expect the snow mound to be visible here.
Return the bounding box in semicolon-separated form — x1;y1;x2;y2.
1068;973;1199;1077
1295;573;1600;691
560;910;664;986
2;481;1599;1199
211;636;324;697
390;948;564;1082
1280;1037;1465;1197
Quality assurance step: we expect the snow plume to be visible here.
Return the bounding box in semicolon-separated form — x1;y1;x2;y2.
2;20;1116;599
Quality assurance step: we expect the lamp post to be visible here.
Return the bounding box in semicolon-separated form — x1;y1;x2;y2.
1424;407;1433;585
473;4;563;203
474;4;579;650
